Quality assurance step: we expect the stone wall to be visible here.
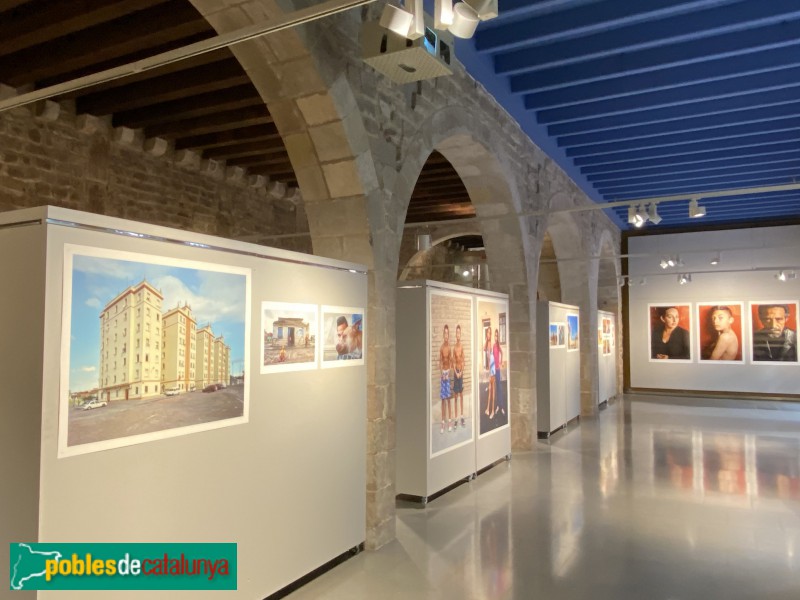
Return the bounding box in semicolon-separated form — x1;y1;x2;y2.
0;99;309;252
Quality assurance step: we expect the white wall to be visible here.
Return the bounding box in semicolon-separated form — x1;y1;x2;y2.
628;226;800;395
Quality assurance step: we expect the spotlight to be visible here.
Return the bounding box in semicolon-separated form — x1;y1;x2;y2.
647;202;662;225
689;198;706;218
627;205;637;225
449;2;480;38
660;258;669;269
775;270;796;282
632;204;647;228
667;256;676;268
678;273;692;285
379;4;413;37
710;252;721;265
462;268;471;277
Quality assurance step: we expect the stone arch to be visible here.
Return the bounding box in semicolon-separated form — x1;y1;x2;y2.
392;107;539;450
187;0;392;548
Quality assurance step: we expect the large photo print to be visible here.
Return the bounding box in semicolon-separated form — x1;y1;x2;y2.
648;304;692;362
697;303;744;363
430;290;473;458
749;301;798;364
477;299;509;437
60;245;250;458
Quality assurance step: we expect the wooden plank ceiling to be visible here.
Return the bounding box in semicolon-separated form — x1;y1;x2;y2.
0;0;295;186
0;0;477;224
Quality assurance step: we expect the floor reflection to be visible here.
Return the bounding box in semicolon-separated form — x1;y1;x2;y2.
286;395;800;600
651;428;800;500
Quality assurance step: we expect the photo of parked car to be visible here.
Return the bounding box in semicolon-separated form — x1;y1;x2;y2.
82;399;108;410
165;387;181;396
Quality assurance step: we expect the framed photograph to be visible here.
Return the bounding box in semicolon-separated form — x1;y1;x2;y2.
648;304;692;363
603;338;611;356
430;289;474;458
748;301;798;364
320;306;365;368
598;326;603;347
549;323;563;348
566;313;579;352
602;317;611;335
260;302;318;374
477;298;510;438
558;324;566;347
697;303;744;363
60;245;250;458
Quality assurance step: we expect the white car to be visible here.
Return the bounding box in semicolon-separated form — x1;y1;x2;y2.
165;387;181;396
82;399;108;410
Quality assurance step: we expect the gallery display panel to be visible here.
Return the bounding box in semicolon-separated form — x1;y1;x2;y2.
537;301;581;437
597;310;618;405
0;206;367;599
628;226;800;395
396;281;511;501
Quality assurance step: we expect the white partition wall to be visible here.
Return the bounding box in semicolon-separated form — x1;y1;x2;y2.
474;290;512;472
0;207;367;599
628;226;800;395
536;301;581;437
396;281;511;500
597;310;617;405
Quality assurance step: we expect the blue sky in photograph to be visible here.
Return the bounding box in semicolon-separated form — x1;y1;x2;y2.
69;254;247;392
567;315;579;343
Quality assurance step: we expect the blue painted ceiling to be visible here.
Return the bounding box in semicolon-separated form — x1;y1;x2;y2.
453;0;800;231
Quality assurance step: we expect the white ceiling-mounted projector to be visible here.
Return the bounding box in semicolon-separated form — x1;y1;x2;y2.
361;18;454;84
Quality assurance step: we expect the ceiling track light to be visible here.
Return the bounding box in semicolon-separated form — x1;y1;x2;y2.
776;270;797;282
632;204;647;228
647;202;662;225
678;273;692;285
689;197;707;218
660;258;669;269
710;252;721;265
382;0;499;41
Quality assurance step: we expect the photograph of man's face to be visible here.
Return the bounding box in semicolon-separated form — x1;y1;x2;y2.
750;302;798;363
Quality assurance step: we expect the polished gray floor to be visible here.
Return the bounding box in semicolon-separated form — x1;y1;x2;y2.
288;395;800;599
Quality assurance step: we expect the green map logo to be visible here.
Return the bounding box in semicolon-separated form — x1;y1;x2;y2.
9;543;237;591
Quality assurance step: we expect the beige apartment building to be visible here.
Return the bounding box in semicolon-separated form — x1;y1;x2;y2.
161;303;197;392
99;283;230;401
98;280;164;402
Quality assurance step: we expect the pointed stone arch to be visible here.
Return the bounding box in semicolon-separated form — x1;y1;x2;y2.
187;0;396;547
391;107;540;450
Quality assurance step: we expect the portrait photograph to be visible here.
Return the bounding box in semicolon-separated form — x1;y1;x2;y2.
430;290;474;458
321;306;365;368
697;303;744;363
748;301;798;364
648;304;692;363
566;313;579;352
261;301;318;374
60;245;250;458
558;324;566;347
477;299;510;438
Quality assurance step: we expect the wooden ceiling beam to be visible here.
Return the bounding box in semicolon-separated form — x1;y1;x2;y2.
411;182;470;194
40;32;217;90
144;105;272;138
0;0;167;56
76;58;248;114
174;125;281;151
113;85;264;129
409;196;472;206
0;1;211;86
